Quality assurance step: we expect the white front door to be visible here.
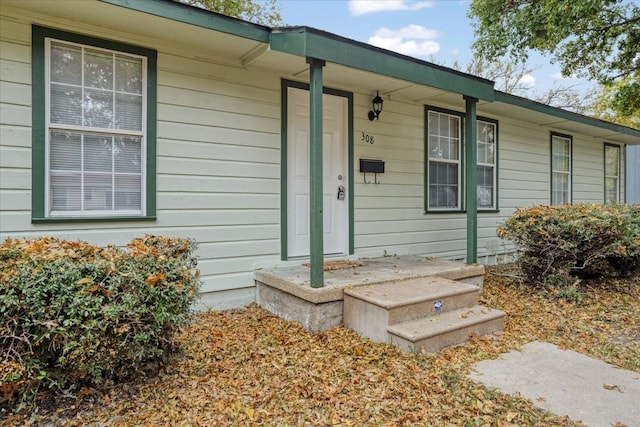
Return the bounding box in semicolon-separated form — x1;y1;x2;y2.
287;87;348;258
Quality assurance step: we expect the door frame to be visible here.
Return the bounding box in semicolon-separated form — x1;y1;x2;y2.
280;79;354;260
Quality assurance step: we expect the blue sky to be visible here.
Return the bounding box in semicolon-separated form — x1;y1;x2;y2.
277;0;591;95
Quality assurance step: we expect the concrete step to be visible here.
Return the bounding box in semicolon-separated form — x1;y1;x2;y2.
343;277;480;343
387;306;506;354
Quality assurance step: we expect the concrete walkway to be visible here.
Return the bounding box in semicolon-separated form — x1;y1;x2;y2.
469;341;640;427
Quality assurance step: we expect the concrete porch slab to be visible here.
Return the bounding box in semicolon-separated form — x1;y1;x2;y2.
254;255;484;332
255;256;484;304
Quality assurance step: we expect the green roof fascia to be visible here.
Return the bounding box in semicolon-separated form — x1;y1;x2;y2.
495;91;640;139
99;0;270;43
270;27;495;102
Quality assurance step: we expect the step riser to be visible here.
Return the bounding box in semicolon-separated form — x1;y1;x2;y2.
387;290;478;325
343;297;389;343
389;316;505;354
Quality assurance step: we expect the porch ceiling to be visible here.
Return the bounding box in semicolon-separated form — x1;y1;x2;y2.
255;51;464;107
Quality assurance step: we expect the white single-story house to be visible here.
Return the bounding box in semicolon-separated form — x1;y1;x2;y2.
1;0;639;310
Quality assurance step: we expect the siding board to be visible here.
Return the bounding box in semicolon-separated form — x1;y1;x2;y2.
159;122;279;148
0;145;30;168
158;175;279;194
158;140;279;164
0;81;30;105
0;103;30;126
157;157;279;178
0;59;31;85
157;192;279;210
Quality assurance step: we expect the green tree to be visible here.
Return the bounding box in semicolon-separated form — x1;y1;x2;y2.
177;0;283;26
589;77;640;129
468;0;640;118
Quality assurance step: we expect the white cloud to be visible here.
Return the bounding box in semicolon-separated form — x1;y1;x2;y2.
518;74;536;88
349;0;433;16
450;48;460;56
368;25;440;57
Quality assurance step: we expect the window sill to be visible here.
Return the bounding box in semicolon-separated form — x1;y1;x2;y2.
32;216;156;224
423;209;500;214
424;209;463;214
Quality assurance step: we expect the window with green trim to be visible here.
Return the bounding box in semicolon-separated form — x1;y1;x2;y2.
550;133;572;205
32;26;156;221
604;143;620;203
425;107;499;212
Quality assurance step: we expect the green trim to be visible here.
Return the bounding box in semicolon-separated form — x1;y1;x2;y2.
271;28;495;102
464;96;478;265
31;25;157;222
308;58;325;288
603;142;622;204
99;0;270;42
280;79;355;261
31;26;46;220
346;92;354;255
32;216;157;224
280;80;289;260
146;49;158;218
424;105;465;213
550;132;573;205
496;91;640;138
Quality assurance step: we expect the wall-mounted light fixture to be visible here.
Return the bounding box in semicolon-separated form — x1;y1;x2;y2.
368;90;383;121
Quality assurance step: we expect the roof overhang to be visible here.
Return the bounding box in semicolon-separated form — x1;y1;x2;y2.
481;92;640;146
101;0;270;42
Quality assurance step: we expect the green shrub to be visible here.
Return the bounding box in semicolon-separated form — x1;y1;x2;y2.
497;204;640;287
0;235;200;407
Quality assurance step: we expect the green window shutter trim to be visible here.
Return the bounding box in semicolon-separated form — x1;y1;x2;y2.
31;25;157;222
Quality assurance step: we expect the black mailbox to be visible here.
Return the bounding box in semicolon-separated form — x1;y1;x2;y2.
359;159;385;173
359;159;384;184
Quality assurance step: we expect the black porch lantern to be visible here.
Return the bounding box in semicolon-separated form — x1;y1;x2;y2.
368;90;383;121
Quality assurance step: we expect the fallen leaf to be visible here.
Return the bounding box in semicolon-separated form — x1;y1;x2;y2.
603;384;624;393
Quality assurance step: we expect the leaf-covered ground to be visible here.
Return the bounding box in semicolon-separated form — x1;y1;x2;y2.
3;266;639;426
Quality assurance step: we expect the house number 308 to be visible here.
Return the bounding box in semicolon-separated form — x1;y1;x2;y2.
361;132;374;144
